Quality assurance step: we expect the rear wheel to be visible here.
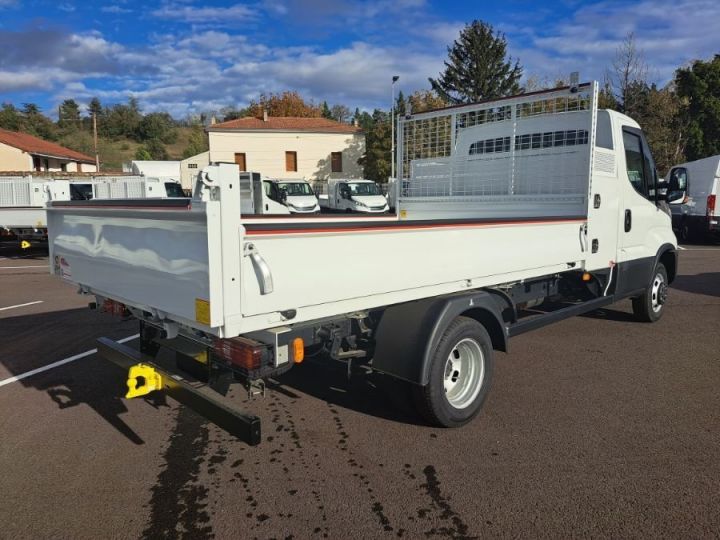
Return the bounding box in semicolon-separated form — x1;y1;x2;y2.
413;317;494;427
632;263;668;322
679;219;693;243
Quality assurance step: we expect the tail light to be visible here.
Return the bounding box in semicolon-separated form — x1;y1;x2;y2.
707;194;716;216
102;299;128;317
213;337;265;370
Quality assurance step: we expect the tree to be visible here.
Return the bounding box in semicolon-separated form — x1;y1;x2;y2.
247;91;321;118
102;99;143;140
358;109;392;183
87;97;103;118
20;102;57;140
134;147;152;160
597;75;619;110
0;103;22;131
182;124;209;159
321;101;332;119
408;90;448;113
626;83;686;175
429;20;522;104
58;99;81;130
395;90;407;117
610;32;648;116
354;110;374;132
136;112;177;144
136;138;169;160
330;104;351;123
219;105;247;121
676;54;720;161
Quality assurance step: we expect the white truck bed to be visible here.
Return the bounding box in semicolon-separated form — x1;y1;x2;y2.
48;84;602;339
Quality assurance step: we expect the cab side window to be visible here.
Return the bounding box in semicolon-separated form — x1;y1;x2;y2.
623;129;655;198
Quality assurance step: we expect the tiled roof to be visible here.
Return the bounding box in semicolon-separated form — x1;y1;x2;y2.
0;129;95;163
208;116;362;133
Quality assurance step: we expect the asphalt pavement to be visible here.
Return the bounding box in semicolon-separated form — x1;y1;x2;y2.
0;244;719;539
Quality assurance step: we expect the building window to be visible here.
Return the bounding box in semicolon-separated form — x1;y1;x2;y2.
234;153;246;171
188;163;198;169
285;151;298;172
44;158;50;171
61;163;67;172
331;152;343;173
33;157;41;171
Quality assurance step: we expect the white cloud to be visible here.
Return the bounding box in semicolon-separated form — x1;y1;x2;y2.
101;5;132;14
4;0;720;118
151;2;257;22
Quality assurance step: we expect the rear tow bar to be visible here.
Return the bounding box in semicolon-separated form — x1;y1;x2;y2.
97;337;262;446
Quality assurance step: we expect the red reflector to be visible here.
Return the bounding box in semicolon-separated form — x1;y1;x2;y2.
213;337;264;370
102;299;127;317
707;194;716;215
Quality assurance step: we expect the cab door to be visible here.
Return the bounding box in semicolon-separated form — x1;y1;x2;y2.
616;126;668;293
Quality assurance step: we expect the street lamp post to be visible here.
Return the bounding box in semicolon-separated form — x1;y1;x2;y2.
391;75;399;181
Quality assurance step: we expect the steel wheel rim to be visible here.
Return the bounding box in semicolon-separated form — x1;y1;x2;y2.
443;338;485;409
651;272;666;313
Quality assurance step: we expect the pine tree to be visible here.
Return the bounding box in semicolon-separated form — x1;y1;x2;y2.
429;20;522;104
395;90;407;117
321;101;333;119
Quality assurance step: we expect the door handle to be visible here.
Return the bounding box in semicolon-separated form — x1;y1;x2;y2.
624;209;632;232
244;243;274;295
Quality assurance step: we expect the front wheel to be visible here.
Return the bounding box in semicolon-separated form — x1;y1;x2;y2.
413;317;494;427
632;263;668;322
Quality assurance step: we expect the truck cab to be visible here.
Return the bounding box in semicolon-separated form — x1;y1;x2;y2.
263;179;320;214
320;179;389;213
238;172;290;215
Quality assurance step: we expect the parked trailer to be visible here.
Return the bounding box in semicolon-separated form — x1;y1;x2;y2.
0;178;70;246
318;178;389;213
48;83;680;445
1;175;184;248
666;155;720;242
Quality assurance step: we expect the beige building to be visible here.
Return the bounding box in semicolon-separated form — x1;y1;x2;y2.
180;151;210;191
0;128;96;173
207;116;364;184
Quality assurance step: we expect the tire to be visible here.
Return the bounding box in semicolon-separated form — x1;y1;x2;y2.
413;317;494;427
632;263;668;322
679;219;693;244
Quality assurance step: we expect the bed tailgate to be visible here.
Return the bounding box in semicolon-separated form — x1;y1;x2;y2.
47;198;223;331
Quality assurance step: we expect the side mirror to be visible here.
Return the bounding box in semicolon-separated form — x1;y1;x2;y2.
664;176;686;203
280;189;287;202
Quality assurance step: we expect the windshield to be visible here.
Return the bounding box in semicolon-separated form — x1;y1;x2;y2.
278;182;314;196
346;182;381;196
164;182;185;198
70;183;93;200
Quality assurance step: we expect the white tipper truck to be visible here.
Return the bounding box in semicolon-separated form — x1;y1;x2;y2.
47;83;680;445
318;179;389;213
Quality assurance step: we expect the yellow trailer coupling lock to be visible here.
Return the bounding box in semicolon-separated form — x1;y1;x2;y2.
126;363;163;399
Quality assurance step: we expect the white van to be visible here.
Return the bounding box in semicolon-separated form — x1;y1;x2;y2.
666;155;720;241
318;179;389;213
263;179;320;214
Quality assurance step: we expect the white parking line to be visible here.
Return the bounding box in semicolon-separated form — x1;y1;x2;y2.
677;246;687;250
0;334;140;388
0;265;47;269
0;300;44;312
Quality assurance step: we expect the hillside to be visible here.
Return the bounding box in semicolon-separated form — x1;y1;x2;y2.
56;127;198;171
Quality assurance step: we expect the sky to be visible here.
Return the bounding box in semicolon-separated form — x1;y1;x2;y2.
0;0;718;118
